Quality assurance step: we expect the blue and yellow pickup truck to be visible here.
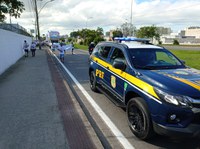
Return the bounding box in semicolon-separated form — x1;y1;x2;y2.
89;37;200;140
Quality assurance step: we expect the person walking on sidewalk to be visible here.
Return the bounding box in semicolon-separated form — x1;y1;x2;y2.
30;41;37;57
23;40;29;57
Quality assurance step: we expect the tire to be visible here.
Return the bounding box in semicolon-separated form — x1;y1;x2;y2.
90;71;98;92
127;97;154;140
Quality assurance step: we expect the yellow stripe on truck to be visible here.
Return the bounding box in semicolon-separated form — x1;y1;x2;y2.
125;73;159;99
93;57;159;99
169;75;200;91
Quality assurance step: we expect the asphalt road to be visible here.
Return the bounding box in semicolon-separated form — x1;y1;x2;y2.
56;48;200;149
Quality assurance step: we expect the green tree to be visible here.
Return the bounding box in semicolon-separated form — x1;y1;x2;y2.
94;36;105;44
96;27;104;36
0;0;25;22
70;31;79;38
94;27;104;44
60;37;66;42
173;39;179;45
136;25;160;41
70;27;105;45
67;37;73;43
121;22;136;37
112;29;123;40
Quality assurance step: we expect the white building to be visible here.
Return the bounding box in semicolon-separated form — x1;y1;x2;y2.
185;27;200;38
160;26;200;45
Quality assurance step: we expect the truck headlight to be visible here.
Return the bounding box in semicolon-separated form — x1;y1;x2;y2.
154;88;193;108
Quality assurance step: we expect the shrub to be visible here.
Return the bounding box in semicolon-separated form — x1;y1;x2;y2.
173;39;179;45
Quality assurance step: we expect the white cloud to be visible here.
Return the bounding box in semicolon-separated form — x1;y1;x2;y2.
6;0;200;35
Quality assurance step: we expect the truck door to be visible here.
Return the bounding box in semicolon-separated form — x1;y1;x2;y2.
107;47;126;101
95;46;112;87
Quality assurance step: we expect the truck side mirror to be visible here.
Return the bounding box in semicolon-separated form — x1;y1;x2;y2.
113;58;126;71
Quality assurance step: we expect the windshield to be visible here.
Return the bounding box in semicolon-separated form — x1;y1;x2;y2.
129;48;185;69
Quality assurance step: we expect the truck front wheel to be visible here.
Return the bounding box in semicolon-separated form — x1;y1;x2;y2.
127;97;154;140
90;71;98;92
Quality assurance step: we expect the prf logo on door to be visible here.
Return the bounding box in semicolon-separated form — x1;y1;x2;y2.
96;69;104;79
111;75;116;88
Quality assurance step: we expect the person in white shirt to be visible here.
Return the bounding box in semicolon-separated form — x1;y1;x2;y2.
30;41;37;57
57;43;66;63
23;40;29;57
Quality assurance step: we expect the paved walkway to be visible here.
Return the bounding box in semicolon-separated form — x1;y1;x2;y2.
0;48;102;149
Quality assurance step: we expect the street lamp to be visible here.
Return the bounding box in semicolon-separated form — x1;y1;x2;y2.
130;0;133;36
130;0;133;25
34;0;54;49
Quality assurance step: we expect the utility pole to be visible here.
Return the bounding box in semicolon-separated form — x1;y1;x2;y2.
130;0;133;25
130;0;133;36
34;0;41;50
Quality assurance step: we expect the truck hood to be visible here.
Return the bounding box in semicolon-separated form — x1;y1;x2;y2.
137;68;200;97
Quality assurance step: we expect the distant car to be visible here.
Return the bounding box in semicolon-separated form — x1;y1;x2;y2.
89;37;200;140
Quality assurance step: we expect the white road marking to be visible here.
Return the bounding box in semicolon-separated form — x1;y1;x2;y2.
50;50;135;149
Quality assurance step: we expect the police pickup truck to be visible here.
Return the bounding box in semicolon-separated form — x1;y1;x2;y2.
89;37;200;140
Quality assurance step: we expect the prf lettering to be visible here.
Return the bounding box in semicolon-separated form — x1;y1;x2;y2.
96;69;104;79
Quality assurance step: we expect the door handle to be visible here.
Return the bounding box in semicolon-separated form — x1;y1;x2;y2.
106;66;109;69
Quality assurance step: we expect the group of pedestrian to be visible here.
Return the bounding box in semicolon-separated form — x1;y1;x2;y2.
23;39;95;63
56;41;95;63
23;40;37;57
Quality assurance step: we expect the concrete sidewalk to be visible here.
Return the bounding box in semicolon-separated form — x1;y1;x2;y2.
0;48;102;149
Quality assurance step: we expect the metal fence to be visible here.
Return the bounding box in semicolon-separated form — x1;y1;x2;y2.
0;23;32;37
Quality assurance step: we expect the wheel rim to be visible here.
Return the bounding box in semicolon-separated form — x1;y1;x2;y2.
128;105;145;133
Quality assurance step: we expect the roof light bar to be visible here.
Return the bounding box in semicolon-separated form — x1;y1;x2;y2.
114;37;150;43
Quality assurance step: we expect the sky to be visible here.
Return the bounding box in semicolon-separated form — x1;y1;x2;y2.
5;0;200;36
